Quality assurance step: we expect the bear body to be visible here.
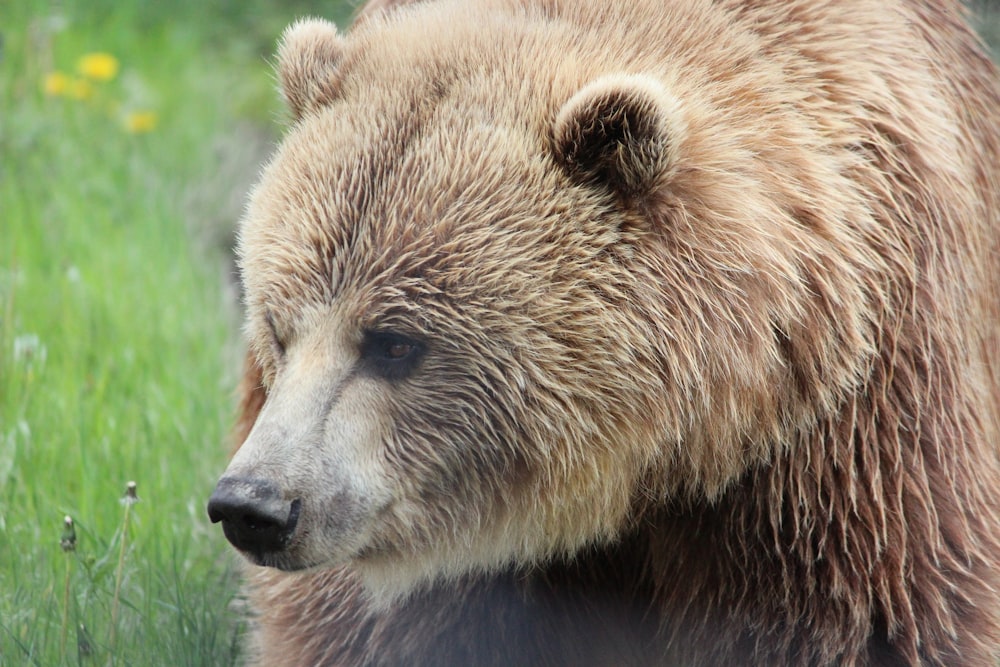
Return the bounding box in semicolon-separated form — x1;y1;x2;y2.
208;0;1000;664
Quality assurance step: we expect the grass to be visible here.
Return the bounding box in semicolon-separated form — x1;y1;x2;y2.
971;3;1000;56
0;1;355;664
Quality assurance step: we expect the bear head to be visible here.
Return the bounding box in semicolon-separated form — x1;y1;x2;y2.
209;12;882;599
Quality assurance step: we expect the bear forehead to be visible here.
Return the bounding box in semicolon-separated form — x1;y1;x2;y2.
239;49;629;316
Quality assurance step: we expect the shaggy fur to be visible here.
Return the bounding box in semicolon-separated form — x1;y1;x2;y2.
215;0;1000;664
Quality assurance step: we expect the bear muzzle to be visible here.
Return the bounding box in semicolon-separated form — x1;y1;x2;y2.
207;476;302;562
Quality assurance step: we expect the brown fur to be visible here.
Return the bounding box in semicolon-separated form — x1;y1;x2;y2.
220;0;1000;664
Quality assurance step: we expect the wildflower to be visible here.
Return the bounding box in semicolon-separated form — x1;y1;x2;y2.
67;78;93;100
13;334;46;365
76;624;93;658
43;71;71;96
60;515;76;660
76;52;119;81
121;480;140;505
60;515;77;552
124;110;158;134
110;481;138;653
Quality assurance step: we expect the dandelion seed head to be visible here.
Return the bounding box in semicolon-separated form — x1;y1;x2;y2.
13;334;46;365
60;515;77;552
121;480;139;505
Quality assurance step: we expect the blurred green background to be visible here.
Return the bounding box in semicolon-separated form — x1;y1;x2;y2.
975;0;1000;48
1;1;998;665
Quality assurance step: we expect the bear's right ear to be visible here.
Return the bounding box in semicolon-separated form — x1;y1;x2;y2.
277;18;346;121
552;74;683;200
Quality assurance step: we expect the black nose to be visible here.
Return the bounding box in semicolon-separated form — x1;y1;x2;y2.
207;477;301;557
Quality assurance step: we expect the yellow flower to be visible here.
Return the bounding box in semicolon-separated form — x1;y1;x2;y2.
68;78;93;100
77;52;119;82
43;71;71;96
124;110;158;134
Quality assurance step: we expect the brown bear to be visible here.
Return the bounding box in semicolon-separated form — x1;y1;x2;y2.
207;0;1000;664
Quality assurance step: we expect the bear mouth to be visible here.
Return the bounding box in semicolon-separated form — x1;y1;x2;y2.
246;550;319;572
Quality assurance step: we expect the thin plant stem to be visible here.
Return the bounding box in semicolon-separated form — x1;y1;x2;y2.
59;515;76;661
108;482;138;662
60;557;71;659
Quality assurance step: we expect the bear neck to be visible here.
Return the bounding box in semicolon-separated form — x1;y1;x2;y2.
623;319;1000;665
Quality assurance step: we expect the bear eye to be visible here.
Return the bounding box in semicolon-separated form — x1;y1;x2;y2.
385;340;414;359
265;310;286;358
361;330;425;380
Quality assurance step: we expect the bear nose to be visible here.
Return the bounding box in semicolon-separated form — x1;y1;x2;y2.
207;477;301;557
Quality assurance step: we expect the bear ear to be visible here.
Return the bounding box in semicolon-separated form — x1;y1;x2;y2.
552;74;683;200
276;18;346;121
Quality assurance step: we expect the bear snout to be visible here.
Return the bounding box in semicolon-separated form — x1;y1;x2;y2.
207;476;301;561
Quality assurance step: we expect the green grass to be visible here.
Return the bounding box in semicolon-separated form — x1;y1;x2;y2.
0;1;355;664
973;2;1000;55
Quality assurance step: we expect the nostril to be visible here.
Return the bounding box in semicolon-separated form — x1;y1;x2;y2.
206;501;229;525
207;477;301;557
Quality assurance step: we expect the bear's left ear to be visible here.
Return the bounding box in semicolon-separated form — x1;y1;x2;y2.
552;74;683;200
277;18;346;121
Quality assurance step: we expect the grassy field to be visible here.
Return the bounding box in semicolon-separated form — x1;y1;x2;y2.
2;1;999;666
0;1;353;664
